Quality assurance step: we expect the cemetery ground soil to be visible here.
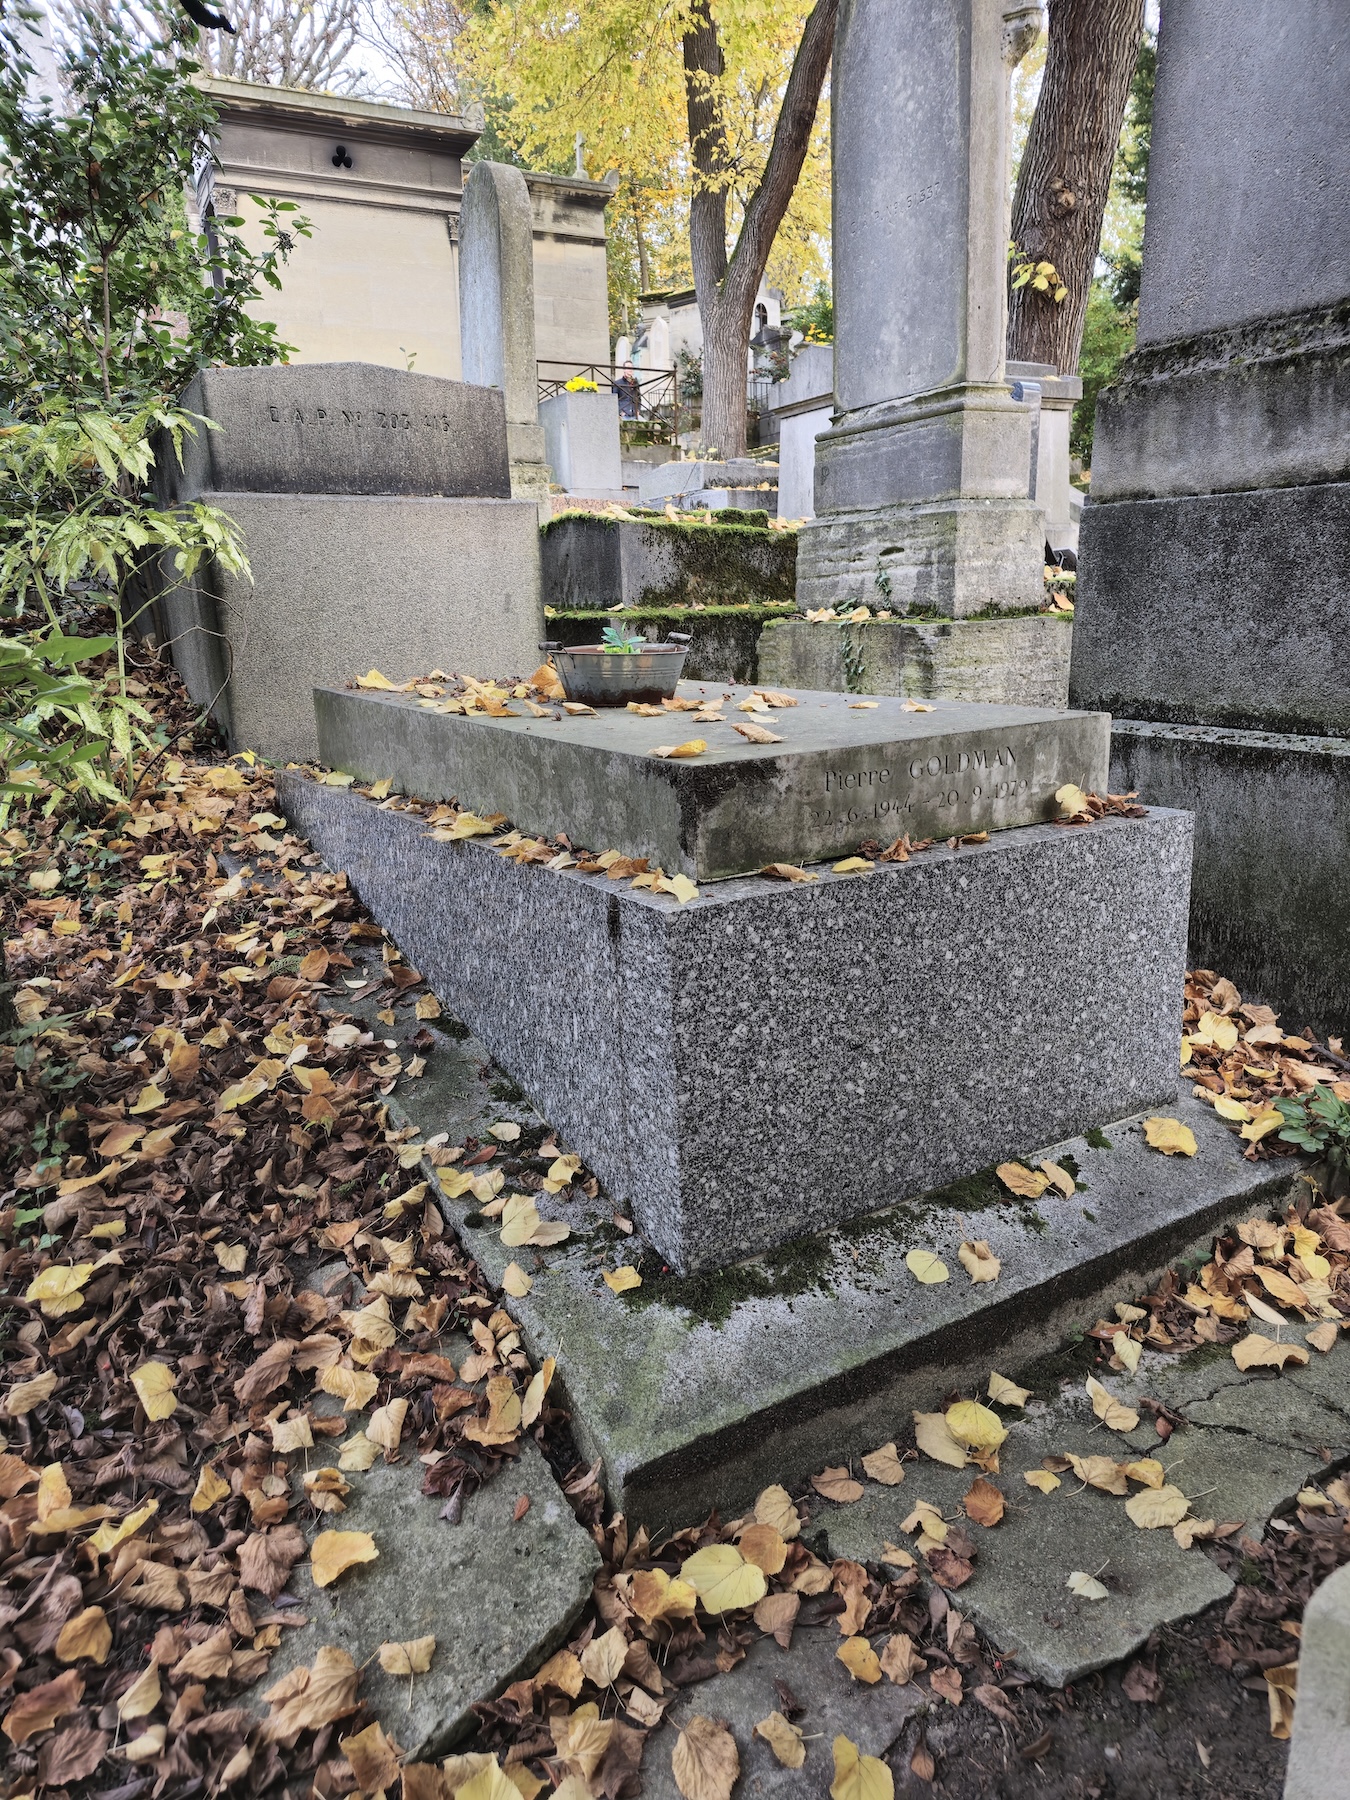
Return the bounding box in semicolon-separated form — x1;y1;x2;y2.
4;642;1349;1798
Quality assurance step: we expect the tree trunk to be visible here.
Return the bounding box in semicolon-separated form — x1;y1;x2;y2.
682;0;837;457
1008;0;1144;373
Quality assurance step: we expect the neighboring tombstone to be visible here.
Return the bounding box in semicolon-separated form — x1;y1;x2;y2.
153;363;543;762
797;0;1046;619
458;161;551;500
764;344;835;520
1069;0;1350;1033
1283;1561;1350;1800
646;315;672;373
1007;360;1083;554
539;387;623;497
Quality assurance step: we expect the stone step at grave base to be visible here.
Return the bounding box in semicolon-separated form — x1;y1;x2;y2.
278;753;1183;1278
292;863;1330;1693
758;613;1072;710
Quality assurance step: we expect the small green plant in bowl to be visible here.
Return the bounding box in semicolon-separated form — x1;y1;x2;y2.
600;623;646;654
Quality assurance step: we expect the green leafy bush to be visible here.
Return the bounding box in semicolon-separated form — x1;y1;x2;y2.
1275;1085;1350;1201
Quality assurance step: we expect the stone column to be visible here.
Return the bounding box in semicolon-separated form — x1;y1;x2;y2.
458;160;551;501
1069;0;1350;1033
796;0;1045;617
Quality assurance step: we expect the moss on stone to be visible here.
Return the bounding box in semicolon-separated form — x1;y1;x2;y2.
1084;1126;1114;1151
619;1161;1047;1327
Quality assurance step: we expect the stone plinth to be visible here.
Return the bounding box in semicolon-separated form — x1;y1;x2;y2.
797;0;1045;617
1008;359;1083;553
314;682;1108;880
1284;1562;1350;1800
758;614;1071;709
1070;0;1350;1030
540;512;796;611
278;769;1192;1274
159;364;511;502
539;389;622;494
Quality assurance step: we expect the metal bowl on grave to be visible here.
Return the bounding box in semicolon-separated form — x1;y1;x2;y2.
543;633;691;707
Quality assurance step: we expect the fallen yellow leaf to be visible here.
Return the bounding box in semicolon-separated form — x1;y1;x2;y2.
945;1401;1007;1451
1143;1116;1197;1156
680;1543;767;1613
378;1635;436;1676
861;1442;906;1485
603;1266;642;1294
988;1372;1030;1408
55;1605;112;1665
753;1711;805;1768
1086;1375;1140;1433
310;1529;379;1588
130;1362;177;1422
830;1733;893;1800
190;1465;231;1513
996;1162;1050;1199
957;1239;1000;1284
913;1411;969;1468
1124;1484;1190;1530
649;739;707;759
25;1264;94;1319
1232;1333;1310;1371
905;1248;949;1284
672;1716;739;1800
837;1636;883;1683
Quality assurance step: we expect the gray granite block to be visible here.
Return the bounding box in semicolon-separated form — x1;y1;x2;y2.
277;771;1191;1274
1088;305;1350;504
157;363;511;500
1134;0;1349;346
1071;483;1350;738
312;682;1108;880
540;513;796;611
1107;719;1350;1036
289;903;1296;1540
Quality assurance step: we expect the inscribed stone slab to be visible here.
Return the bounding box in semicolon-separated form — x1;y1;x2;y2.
160;363;511;499
313;682;1109;879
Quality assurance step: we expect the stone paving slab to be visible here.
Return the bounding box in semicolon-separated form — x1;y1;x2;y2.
640;1622;926;1800
823;1391;1234;1689
824;1341;1350;1688
247;1423;600;1759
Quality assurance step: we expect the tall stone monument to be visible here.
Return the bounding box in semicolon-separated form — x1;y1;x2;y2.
1069;0;1350;1033
797;0;1046;619
458;161;551;502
